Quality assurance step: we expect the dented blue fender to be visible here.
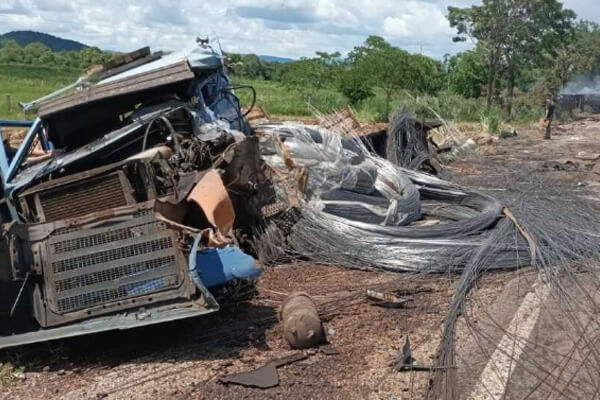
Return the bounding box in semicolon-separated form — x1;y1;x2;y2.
188;235;262;289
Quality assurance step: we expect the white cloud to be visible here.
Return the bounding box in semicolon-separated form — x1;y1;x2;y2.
0;0;596;59
0;0;30;16
383;2;454;38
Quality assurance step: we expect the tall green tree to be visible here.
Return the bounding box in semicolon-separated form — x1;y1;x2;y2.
449;0;576;116
551;21;600;88
281;51;341;99
348;36;411;119
0;39;24;63
449;1;506;108
408;54;444;95
502;0;575;116
447;50;488;98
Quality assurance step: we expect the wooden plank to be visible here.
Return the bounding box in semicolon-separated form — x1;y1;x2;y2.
101;47;151;71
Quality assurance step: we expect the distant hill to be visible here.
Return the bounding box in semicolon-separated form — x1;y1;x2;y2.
258;55;294;63
0;31;88;51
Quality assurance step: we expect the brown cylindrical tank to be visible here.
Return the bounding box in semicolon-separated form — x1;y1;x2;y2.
279;292;324;349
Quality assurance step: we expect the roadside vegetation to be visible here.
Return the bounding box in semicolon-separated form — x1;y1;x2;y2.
1;0;600;132
0;64;79;119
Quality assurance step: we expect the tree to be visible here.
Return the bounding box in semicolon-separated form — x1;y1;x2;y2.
502;0;575;116
551;21;600;87
447;50;488;98
338;66;374;105
408;54;444;95
449;2;506;108
449;0;576;117
281;51;340;99
0;39;24;63
348;36;411;119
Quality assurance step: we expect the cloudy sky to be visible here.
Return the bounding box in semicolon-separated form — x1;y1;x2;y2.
0;0;597;59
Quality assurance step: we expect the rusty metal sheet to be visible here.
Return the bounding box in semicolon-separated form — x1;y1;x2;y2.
187;170;235;236
318;106;362;136
219;353;308;389
38;61;194;117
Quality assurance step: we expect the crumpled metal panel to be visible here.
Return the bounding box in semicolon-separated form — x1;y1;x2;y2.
187;169;235;237
38;61;194;118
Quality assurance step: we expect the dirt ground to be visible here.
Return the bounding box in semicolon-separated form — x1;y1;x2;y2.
0;126;28;147
2;116;600;400
0;265;515;400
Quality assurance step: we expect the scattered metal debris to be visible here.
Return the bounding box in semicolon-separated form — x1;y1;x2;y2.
318;344;340;356
576;151;600;160
365;290;411;308
220;363;279;389
392;336;455;372
219;352;308;389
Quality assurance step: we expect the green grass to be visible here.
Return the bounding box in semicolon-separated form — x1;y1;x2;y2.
0;64;80;120
234;79;538;130
0;65;540;129
234;79;348;116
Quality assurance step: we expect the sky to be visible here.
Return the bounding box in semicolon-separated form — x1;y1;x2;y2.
0;0;597;60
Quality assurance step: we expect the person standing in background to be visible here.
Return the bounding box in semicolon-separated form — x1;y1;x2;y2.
543;97;555;140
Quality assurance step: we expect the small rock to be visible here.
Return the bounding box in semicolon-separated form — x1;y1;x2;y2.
327;328;336;336
42;366;51;372
57;369;66;376
72;368;82;374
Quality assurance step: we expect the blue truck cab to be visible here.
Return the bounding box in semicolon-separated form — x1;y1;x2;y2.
0;42;262;349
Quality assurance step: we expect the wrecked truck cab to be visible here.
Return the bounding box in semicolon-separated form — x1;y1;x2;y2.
0;42;262;349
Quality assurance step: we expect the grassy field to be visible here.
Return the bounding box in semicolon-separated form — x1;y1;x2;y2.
0;64;540;132
0;64;80;120
234;78;540;130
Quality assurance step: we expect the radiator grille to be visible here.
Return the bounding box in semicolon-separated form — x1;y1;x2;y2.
51;236;173;274
39;173;129;222
45;214;183;314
